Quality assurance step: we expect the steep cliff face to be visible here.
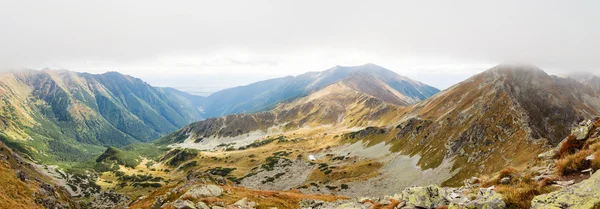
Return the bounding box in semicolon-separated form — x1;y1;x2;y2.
0;69;202;162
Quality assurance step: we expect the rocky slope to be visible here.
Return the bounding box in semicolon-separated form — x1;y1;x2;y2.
382;64;600;185
0;141;75;208
0;69;202;162
196;63;440;118
157;72;409;148
158;65;600;195
568;72;600;95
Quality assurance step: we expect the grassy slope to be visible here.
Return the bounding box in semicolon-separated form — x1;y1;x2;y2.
0;70;201;165
0;141;74;208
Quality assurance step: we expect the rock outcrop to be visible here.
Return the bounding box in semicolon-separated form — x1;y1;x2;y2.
572;120;595;140
181;184;223;199
531;170;600;208
299;185;505;209
401;185;449;208
449;188;505;209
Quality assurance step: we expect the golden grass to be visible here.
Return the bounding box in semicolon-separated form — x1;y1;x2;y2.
556;141;600;176
480;166;556;209
307;159;383;184
593;150;600;170
556;150;593;176
480;167;519;187
0;162;42;209
494;182;550;209
193;185;346;209
558;135;585;158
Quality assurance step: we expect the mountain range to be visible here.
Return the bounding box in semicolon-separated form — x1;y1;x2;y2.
159;64;600;190
182;63;440;118
0;69;202;162
2;64;600;208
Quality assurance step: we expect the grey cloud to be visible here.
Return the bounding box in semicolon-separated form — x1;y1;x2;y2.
0;0;598;88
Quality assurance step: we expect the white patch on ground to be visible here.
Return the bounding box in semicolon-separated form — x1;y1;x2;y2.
301;153;457;197
169;129;277;150
35;165;71;193
341;155;456;197
35;164;94;197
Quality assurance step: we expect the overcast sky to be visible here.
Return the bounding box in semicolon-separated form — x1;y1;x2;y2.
1;0;599;94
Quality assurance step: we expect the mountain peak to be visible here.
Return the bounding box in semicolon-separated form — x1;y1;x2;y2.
473;64;552;88
486;63;547;76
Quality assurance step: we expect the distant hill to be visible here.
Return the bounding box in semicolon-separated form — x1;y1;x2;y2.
156;70;411;147
0;69;202;162
186;64;440;118
158;64;600;189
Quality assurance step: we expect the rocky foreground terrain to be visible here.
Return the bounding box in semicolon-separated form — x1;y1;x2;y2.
2;65;600;209
127;118;600;209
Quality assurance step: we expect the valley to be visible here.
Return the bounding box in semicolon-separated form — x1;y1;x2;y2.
1;64;600;208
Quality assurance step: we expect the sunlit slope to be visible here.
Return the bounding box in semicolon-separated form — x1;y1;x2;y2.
0;69;202;162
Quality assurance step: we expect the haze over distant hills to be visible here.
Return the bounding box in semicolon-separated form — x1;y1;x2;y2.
156;64;600;200
0;64;438;163
173;64;440;118
2;64;600;208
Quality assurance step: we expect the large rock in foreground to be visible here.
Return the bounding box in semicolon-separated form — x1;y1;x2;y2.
298;185;506;209
181;184;223;199
401;185;449;208
531;171;600;208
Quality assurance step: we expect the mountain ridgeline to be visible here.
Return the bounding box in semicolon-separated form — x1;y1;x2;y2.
2;64;600;208
159;64;600;187
0;69;202;162
190;64;440;118
156;70;425;147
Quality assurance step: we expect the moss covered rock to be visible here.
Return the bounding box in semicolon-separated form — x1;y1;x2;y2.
531;171;600;208
449;188;505;209
401;185;449;208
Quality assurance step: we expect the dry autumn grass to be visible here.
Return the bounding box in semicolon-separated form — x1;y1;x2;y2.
556;141;600;176
128;182;346;209
558;135;585;158
0;162;42;209
480;167;556;208
484;119;600;208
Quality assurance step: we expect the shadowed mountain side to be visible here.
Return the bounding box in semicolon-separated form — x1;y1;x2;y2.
0;69;202;162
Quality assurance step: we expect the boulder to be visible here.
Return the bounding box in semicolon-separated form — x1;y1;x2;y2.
195;202;210;209
299;199;325;208
531;170;600;208
447;187;505;209
401;185;449;208
537;149;557;161
461;188;505;209
151;197;164;209
464;177;480;187
572;120;594;140
169;199;197;209
182;184;223;199
500;177;512;185
233;197;257;208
